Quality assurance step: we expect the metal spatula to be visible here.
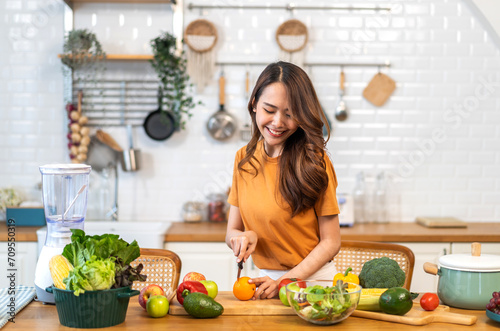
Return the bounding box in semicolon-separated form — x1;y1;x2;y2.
335;70;348;121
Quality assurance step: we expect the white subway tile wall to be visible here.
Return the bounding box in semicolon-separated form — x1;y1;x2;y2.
1;0;499;222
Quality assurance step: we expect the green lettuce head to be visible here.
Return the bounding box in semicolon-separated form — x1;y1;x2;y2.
64;256;116;296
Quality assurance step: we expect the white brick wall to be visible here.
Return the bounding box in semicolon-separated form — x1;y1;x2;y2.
1;0;499;223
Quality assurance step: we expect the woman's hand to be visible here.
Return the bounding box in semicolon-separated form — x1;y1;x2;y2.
230;231;257;263
249;276;280;299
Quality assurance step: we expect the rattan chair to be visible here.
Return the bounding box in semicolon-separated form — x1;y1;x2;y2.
130;248;182;294
334;240;415;290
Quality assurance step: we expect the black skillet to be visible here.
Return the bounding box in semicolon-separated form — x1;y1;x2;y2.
143;89;176;141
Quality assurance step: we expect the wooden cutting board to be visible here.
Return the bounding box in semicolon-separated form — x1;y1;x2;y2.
170;292;476;326
363;72;396;107
416;216;467;228
352;302;477;326
169;292;294;316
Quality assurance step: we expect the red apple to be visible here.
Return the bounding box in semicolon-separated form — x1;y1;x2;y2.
183;272;206;283
138;284;165;309
278;278;306;290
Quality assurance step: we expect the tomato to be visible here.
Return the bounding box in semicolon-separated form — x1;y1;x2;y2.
420;293;439;311
278;278;306;290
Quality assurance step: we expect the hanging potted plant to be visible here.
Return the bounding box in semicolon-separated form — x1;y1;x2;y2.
60;29;106;71
150;32;197;130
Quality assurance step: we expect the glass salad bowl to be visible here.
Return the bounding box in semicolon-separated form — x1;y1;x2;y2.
286;280;361;325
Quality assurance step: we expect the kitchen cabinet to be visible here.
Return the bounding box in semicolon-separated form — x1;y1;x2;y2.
165;242;238;291
394;242;451;293
0;242;38;288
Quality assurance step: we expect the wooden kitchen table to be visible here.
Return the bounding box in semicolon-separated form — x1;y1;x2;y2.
4;297;498;331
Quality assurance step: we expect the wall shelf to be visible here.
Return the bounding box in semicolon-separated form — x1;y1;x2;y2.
58;54;154;61
58;54;390;68
63;0;175;9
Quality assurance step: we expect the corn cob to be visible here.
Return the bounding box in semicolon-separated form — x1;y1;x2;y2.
356;288;388;311
49;255;73;289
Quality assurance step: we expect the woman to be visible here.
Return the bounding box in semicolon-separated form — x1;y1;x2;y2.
226;61;341;299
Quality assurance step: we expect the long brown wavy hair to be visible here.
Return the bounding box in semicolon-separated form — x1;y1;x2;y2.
238;61;330;217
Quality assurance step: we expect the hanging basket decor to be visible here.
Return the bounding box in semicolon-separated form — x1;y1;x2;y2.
275;19;308;53
185;19;218;91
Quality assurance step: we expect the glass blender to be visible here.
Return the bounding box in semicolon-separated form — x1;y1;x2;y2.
35;164;91;303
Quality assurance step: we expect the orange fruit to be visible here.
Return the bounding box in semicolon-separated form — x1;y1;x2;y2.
233;276;256;301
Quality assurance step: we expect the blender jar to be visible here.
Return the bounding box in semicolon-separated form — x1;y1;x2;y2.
35;164;91;303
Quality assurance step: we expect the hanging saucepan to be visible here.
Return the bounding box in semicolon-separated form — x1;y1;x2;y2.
423;242;500;310
206;71;237;141
86;135;119;172
143;88;176;141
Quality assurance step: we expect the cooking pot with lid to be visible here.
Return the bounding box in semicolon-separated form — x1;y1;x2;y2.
424;242;500;310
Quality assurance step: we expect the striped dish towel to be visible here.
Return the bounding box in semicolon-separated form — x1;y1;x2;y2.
0;286;36;329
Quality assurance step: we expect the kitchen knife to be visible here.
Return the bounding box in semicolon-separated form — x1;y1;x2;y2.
237;260;243;279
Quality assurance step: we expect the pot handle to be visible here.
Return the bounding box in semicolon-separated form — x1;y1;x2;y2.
45;286;53;293
117;289;140;299
423;262;439;275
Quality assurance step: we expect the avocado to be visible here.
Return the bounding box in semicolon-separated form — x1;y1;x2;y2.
183;292;224;318
379;287;413;316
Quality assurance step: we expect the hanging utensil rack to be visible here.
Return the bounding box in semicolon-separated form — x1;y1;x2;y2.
73;79;164;127
188;3;391;12
216;61;391;68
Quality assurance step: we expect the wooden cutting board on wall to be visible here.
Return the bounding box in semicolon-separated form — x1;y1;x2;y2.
170;292;476;326
363;72;396;106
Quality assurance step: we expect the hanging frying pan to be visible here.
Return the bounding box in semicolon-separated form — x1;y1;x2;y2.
206;71;237;141
143;89;176;141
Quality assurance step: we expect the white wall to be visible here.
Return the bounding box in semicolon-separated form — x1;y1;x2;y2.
1;0;499;223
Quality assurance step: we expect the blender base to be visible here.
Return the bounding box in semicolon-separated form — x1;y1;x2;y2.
35;284;55;304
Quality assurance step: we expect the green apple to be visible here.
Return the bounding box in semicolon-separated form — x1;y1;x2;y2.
200;280;218;299
279;286;290;306
146;295;169;318
280;283;301;306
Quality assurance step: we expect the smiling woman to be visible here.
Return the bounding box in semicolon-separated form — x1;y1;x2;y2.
225;61;340;301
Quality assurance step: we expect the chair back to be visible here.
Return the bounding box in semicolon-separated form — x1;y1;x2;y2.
130;248;182;293
334;240;415;290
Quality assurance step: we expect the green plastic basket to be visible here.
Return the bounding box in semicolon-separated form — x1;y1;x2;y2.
46;286;139;328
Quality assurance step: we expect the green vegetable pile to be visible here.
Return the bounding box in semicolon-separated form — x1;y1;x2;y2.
288;280;356;323
62;229;146;296
358;256;406;288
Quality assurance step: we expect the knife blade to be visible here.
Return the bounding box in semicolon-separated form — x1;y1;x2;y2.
237;260;243;279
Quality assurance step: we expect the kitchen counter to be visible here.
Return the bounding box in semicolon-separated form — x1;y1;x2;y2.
4;298;499;330
2;221;500;243
164;221;500;243
0;224;40;241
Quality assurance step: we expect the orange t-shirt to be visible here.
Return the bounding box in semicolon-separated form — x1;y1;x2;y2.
227;140;340;270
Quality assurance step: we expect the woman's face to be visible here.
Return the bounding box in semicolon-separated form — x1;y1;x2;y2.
253;82;299;157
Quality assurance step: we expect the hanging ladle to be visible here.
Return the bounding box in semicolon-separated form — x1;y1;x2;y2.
335;69;348;121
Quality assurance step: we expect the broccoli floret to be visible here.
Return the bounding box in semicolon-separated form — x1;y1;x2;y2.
358;256;406;288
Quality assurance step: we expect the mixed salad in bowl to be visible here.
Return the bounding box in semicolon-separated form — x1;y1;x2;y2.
286;280;361;325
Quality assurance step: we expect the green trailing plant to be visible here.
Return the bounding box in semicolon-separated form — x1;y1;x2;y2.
150;32;198;130
60;29;106;110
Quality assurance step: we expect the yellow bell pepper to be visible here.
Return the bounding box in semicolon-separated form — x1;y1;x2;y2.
334;267;359;288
